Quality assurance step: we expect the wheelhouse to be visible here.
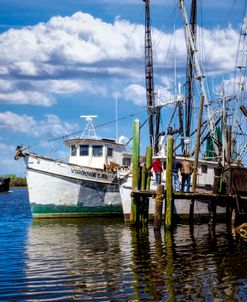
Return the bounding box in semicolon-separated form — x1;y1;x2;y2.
64;138;131;170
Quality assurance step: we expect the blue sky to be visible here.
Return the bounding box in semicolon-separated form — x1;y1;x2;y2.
0;0;246;175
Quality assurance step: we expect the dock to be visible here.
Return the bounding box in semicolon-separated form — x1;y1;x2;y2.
132;190;239;201
128;122;247;230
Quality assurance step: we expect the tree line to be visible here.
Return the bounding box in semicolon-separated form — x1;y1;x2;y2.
1;174;27;187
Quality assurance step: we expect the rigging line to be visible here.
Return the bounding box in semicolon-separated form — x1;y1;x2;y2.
203;0;238;63
125;107;156;147
162;33;174;78
152;0;179;89
233;0;247;96
127;4;146;42
126;102;165;149
168;102;179;129
161;3;180;84
174;0;177;97
197;12;215;104
26;109;147;149
175;120;208;153
193;117;222;153
232;3;247;143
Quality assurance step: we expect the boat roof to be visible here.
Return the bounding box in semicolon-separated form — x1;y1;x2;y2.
64;137;125;147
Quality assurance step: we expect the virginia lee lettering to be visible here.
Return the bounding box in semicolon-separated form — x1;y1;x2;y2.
71;168;108;179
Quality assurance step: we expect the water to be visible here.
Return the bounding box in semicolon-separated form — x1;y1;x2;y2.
0;189;247;301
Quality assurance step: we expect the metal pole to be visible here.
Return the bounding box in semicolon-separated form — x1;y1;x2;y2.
115;95;118;142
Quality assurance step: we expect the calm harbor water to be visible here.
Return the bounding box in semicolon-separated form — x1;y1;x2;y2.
0;189;247;301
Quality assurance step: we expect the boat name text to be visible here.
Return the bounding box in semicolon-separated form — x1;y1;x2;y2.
71;168;108;179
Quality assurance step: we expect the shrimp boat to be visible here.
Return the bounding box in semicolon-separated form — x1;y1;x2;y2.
15;116;131;218
118;0;247;222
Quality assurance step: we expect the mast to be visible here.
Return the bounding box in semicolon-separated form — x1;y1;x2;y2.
177;84;184;152
232;15;247;164
179;0;219;157
185;0;197;139
143;0;160;152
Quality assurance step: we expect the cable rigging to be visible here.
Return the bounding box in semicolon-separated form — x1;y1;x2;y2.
24;109;148;150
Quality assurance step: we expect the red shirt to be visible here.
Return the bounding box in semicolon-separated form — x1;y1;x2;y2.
150;159;162;172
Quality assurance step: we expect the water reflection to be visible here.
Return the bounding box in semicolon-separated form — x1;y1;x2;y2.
26;218;127;301
1;191;247;301
128;224;247;302
16;221;246;300
0;189;32;301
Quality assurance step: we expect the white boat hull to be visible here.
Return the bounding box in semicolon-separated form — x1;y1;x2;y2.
23;153;227;221
25;154;122;217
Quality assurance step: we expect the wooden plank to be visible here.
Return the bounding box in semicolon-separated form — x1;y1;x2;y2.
131;190;239;201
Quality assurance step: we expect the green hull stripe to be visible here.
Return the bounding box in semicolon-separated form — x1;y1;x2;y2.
31;203;123;218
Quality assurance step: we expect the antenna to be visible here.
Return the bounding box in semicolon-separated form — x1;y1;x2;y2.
80;115;98;139
115;96;119;142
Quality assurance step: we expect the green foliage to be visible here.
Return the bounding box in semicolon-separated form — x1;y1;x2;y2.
10;177;27;187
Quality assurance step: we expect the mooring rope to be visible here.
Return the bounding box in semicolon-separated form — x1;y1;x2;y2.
155;193;164;203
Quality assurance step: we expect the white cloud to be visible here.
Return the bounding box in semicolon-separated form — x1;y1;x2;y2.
0;12;241;107
123;83;174;106
199;26;239;73
0;12;143;67
0;78;107;106
0;111;78;137
123;84;146;106
9;61;38;76
0;80;13;91
214;75;246;98
118;135;130;145
0;12;145;106
35;79;107;96
0;91;53;106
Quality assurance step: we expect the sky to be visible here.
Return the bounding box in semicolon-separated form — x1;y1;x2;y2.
0;0;246;176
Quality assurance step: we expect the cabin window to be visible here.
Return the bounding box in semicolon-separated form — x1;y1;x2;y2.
201;164;208;174
107;147;113;157
80;145;89;156
123;158;131;167
71;145;77;156
93;145;103;157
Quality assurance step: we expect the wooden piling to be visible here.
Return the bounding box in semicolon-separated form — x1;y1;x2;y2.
130;119;140;225
165;136;173;229
145;146;152;190
141;146;152;225
141;164;146;191
154;185;164;231
139;164;147;226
